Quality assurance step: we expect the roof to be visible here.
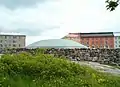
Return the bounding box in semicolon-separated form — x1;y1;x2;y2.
80;32;114;37
0;32;26;36
113;32;120;36
26;39;88;49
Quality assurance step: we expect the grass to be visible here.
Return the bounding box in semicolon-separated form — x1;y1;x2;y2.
0;52;120;87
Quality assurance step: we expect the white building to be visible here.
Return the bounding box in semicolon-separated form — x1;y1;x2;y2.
0;33;26;49
114;32;120;48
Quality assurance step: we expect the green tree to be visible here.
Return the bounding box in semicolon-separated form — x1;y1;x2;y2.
106;0;119;11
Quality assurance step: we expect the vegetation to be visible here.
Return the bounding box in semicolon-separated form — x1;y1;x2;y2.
106;0;119;11
0;51;120;87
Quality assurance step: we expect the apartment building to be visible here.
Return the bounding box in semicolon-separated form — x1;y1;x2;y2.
114;32;120;48
0;34;26;49
63;32;115;49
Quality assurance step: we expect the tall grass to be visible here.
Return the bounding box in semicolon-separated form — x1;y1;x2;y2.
0;52;120;87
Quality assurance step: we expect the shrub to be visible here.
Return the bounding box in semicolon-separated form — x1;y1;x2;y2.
0;52;120;87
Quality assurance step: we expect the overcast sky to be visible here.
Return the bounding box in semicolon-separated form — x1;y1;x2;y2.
0;0;120;45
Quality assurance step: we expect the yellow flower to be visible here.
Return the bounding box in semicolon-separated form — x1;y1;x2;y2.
32;80;35;82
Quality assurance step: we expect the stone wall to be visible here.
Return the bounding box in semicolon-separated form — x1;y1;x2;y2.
45;48;120;66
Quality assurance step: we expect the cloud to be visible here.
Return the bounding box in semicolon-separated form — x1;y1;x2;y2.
0;0;47;9
0;0;120;45
0;0;62;36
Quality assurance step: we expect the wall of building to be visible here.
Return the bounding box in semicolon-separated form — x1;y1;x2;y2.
63;32;115;49
80;36;114;48
114;36;120;48
0;35;26;49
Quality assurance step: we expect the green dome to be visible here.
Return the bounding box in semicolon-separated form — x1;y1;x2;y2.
26;39;88;49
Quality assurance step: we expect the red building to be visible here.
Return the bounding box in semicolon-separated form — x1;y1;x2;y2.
62;32;114;49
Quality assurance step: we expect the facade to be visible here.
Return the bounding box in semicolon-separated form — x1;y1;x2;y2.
80;32;114;48
114;36;120;48
63;32;115;49
0;34;26;49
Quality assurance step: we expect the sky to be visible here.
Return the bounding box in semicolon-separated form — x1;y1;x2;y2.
0;0;120;45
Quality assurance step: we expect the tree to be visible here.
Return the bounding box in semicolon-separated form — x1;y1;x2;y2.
106;0;119;11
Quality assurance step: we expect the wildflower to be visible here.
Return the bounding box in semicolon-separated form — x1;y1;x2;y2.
32;80;35;82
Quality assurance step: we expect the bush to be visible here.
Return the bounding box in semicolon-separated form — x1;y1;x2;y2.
0;52;120;87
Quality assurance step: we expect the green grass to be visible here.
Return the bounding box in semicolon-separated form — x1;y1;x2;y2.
0;52;120;87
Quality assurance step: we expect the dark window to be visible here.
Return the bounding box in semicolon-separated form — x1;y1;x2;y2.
0;44;3;47
119;45;120;47
105;41;107;44
19;44;21;47
119;37;120;39
9;44;11;46
5;36;7;39
0;40;2;43
13;40;16;43
13;44;16;47
87;42;89;44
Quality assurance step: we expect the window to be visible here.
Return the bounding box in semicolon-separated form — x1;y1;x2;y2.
13;40;16;43
19;44;21;47
92;41;94;44
119;36;120;39
0;40;2;43
4;44;7;47
4;40;7;43
81;38;84;40
87;38;89;40
9;36;11;39
0;44;3;47
13;44;16;47
5;36;7;39
19;36;21;39
86;42;89;45
9;44;11;46
96;41;98;44
119;45;120;47
105;41;107;44
13;36;17;39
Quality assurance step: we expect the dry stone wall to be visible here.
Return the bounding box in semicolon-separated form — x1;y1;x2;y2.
45;48;120;66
